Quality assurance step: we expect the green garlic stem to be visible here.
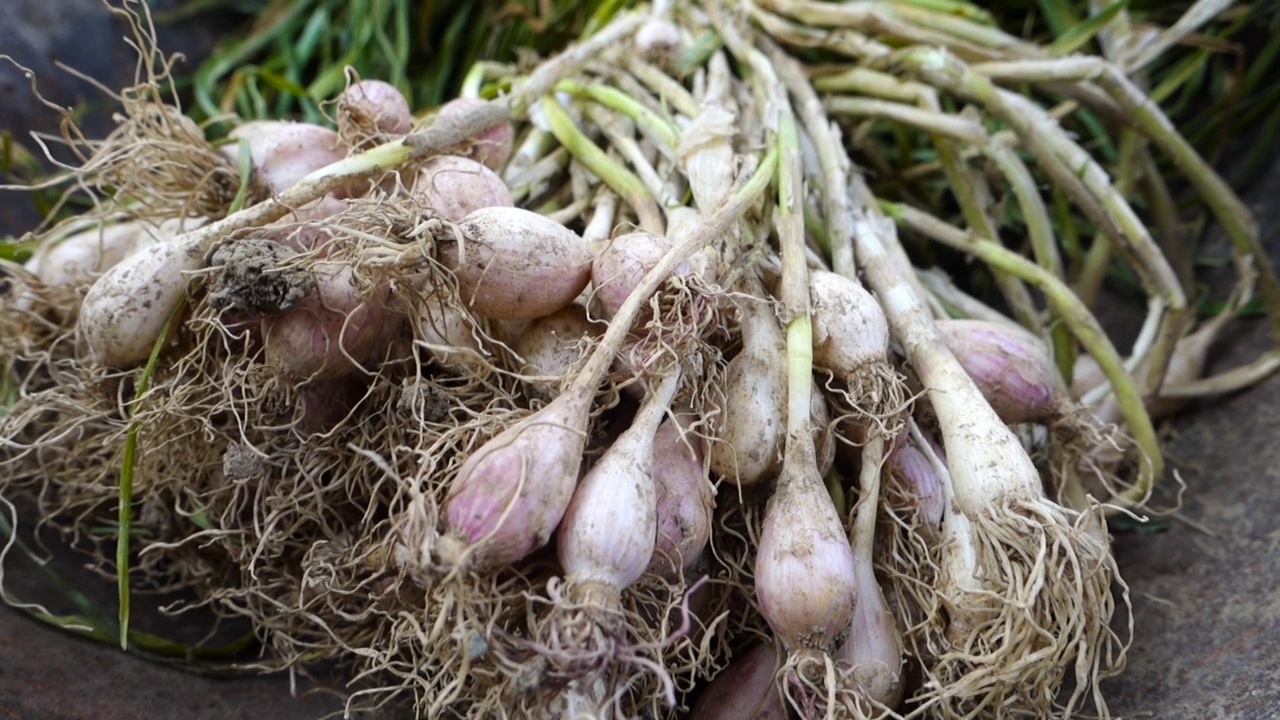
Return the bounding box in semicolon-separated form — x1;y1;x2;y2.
555;79;680;151
540;95;664;235
887;200;1161;505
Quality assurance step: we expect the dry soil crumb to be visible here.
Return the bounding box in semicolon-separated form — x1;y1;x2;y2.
207;238;315;314
222;441;265;481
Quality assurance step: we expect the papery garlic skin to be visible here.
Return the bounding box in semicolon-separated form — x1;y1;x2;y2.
439;392;590;569
754;447;857;653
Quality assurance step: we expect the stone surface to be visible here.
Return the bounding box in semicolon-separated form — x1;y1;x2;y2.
1101;156;1280;720
0;513;346;719
0;610;344;720
0;0;232;234
1106;382;1280;720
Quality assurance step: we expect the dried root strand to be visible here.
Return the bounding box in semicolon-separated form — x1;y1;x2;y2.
911;501;1129;720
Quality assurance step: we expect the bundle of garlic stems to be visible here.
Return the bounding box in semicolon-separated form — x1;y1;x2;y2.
1;1;1276;719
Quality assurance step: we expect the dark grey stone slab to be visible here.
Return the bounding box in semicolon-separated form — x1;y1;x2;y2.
0;0;232;234
1102;156;1280;720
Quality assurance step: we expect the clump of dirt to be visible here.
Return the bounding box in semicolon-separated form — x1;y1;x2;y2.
206;238;315;315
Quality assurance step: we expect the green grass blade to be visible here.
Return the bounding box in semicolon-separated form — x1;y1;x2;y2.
193;0;311;118
117;297;187;650
1035;0;1081;40
1151;49;1212;108
255;67;310;98
294;4;331;64
1048;0;1130;57
582;0;634;36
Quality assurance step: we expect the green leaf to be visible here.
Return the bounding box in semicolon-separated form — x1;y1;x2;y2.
189;512;214;531
1198;297;1267;319
118;297;188;650
1035;0;1081;39
294;4;331;64
0;238;37;263
192;0;310;118
0;369;15;419
1047;0;1131;57
582;0;634;37
255;67;309;98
